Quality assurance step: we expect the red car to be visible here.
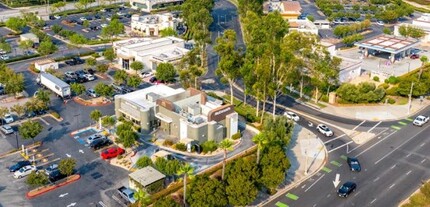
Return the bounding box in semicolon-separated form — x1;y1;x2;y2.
101;146;125;159
410;54;420;59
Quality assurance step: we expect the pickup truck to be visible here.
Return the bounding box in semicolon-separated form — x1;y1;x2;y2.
413;115;430;126
65;57;84;66
117;186;136;204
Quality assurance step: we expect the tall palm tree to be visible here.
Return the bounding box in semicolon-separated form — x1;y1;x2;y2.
219;139;234;180
252;133;269;164
133;188;151;207
176;164;194;206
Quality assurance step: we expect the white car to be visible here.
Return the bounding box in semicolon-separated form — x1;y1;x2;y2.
413;115;430;127
84;74;95;81
117;12;125;16
284;111;300;122
139;71;154;78
100;8;106;12
54;15;61;19
87;88;98;98
80;17;87;21
317;124;334;137
3;114;14;124
86;133;106;144
101;23;108;28
376;21;384;26
0;125;14;135
0;55;9;60
14;165;37;179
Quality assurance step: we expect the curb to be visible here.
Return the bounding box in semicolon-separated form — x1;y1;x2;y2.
73;96;112;107
0;141;43;159
259;138;328;206
26;174;81;199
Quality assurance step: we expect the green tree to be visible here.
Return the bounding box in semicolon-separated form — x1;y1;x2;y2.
214;29;242;104
225;158;259;206
51;25;63;34
90;109;103;123
96;64;109;74
101;116;116;129
0;106;9;125
35;89;50;107
398;25;425;38
70;83;86;96
134;188;152;207
58;158;76;176
83;20;90;28
130;61;144;75
0;42;11;54
177;164;194;206
101;19;124;44
37;39;58;56
86;57;97;69
5;72;25;96
103;48;116;62
117;130;138;148
94;82;114;97
127;75;141;88
258;144;291;192
19;120;43;144
252;133;268;164
114;70;128;84
69;34;87;56
5;17;25;32
262;116;292;146
154;196;180;207
159;27;177;37
11;104;25;120
136;156;153;169
307;15;315;22
383;27;392;35
187;175;227;207
26;171;49;187
219;139;233;180
19;40;34;55
420;55;428;66
156;63;176;82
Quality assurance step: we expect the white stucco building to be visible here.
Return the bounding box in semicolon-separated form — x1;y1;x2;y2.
288;19;318;35
113;37;190;72
394;13;430;43
131;13;177;36
130;0;184;12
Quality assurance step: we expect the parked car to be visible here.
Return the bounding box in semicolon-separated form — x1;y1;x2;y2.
76;21;84;25
86;133;107;144
376;21;384;26
410;54;420;59
14;165;37;179
89;138;113;150
149;77;157;83
26;111;36;118
65;71;77;79
413;115;429;126
49;15;55;20
101;23;108;28
64;77;77;84
48;169;67;182
35;109;47;116
84;68;95;75
3;114;14;124
87;89;98;98
0;125;14;135
338;182;357;197
101;146;125;159
347;157;361;172
80;17;87;21
139;71;154;78
54;15;61;19
44;163;58;175
94;14;101;19
0;55;10;60
83;74;95;81
284;111;300;122
111;83;124;93
65;57;84;66
9;161;31;172
316;124;333;137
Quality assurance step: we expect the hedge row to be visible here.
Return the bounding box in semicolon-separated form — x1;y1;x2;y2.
2;54;40;63
54;51;96;62
53;4;120;16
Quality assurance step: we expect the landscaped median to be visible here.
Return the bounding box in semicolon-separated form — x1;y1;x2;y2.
26;174;81;199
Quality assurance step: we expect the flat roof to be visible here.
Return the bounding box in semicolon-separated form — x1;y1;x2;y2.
129;166;165;187
354;34;420;54
117;84;185;109
40;73;69;88
35;59;55;65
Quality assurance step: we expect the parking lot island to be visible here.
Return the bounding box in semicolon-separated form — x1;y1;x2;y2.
26;174;81;199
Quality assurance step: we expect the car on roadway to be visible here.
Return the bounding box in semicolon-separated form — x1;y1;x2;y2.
0;125;14;134
9;160;31;172
101;146;125;159
410;54;420;59
413;115;430;126
83;74;95;81
45;163;59;175
14;165;37;179
86;133;107;144
284;111;300;122
87;88;98;98
338;181;357;197
347;157;361;172
3;114;14;124
316;124;333;137
89;138;113;150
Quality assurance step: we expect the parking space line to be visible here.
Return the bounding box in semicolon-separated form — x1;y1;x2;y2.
398;121;407;126
322;166;332;173
275;202;289;207
391;125;401;130
285;193;299;201
38;117;50;125
330;160;342;167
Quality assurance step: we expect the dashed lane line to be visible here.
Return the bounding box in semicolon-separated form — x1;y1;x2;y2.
275;202;289;207
322;166;332;173
285;193;299;201
391;125;401;130
398;121;407;126
330;160;342;167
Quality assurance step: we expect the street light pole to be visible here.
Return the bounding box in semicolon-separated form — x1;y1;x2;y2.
14;132;18;149
408;82;414;115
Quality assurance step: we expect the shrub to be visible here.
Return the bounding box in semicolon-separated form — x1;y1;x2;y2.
175;143;187;151
378;83;390;89
336;82;385;103
51;111;60;119
231;132;241;140
385;86;399;96
201;140;218;153
26;171;49;187
387;97;396;104
136;156;153;168
385;76;400;84
373;76;380;82
320;94;329;102
91;53;100;58
163;140;174;146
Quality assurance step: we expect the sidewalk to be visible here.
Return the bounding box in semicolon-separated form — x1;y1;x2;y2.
258;124;327;206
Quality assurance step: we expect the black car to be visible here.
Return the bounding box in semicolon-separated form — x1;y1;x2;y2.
76;21;84;25
49;15;55;20
9;161;31;172
149;77;157;83
94;14;101;19
75;70;86;76
89;138;113;150
64;77;77;84
26;111;36;118
35;109;47;116
338;182;357;197
84;68;95;75
347;157;361;172
70;19;77;23
48;169;67;183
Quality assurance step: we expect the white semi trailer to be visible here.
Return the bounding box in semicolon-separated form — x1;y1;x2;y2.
36;73;71;99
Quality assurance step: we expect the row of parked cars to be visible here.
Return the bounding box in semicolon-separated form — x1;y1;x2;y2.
64;69;96;84
8;161;66;182
85;133;125;159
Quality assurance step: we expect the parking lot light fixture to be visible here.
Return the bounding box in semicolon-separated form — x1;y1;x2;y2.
14;131;18;149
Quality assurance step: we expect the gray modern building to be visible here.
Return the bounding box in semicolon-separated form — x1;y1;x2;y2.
115;85;238;144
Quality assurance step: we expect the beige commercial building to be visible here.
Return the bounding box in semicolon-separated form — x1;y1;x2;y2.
131;13;178;37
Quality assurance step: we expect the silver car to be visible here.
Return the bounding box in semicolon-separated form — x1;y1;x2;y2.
86;134;106;144
0;125;14;135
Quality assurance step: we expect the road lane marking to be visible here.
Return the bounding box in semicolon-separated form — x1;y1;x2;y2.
350;128;389;153
422;159;426;163
322;167;332;173
374;124;430;164
390;164;396;169
407;170;412;175
301;184;306;189
305;174;325;192
356;130;396;157
352;120;366;131
373;177;380;182
389;184;396;189
275;202;289;207
391;125;401;130
405;118;414;121
406;153;412;157
370;198;377;204
326;193;331;198
340;155;348;160
324;134;346;144
398;121;407;126
285;193;299;200
368;121;381;132
420;143;425;147
354;191;361;197
328;141;353;153
330;160;342;167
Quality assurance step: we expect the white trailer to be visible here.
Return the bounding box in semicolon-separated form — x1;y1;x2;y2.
34;59;59;72
37;73;71;98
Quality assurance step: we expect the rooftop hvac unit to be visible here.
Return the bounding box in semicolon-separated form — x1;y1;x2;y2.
187;104;200;116
146;92;161;102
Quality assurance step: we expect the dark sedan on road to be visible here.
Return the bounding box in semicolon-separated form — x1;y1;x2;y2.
338;182;357;197
9;160;31;172
347;157;361;172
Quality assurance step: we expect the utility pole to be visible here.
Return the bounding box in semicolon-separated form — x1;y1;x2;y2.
408;82;414;115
